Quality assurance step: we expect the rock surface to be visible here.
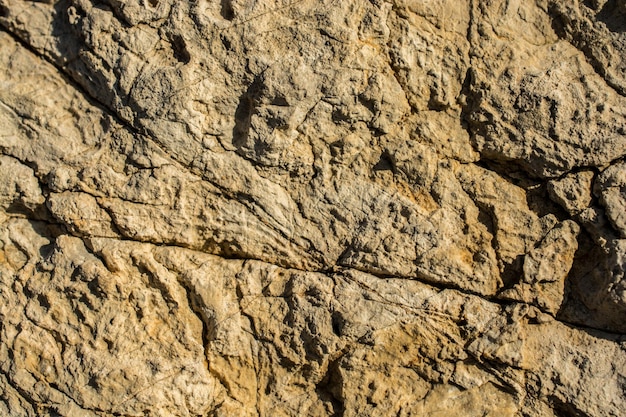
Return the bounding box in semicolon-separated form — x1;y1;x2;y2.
0;0;625;416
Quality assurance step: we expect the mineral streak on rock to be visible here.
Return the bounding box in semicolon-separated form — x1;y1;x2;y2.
0;0;625;416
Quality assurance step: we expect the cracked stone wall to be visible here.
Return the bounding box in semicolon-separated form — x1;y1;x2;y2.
0;0;625;416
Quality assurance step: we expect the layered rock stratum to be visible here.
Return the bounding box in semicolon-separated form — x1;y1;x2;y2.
0;0;625;416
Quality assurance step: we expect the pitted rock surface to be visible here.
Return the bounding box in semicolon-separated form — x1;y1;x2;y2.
0;1;625;416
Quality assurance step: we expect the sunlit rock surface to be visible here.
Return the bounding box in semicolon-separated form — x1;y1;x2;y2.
0;1;625;415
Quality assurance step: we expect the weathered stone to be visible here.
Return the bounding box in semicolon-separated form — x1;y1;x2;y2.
499;220;580;314
595;161;626;238
0;0;625;415
466;0;626;178
547;170;595;215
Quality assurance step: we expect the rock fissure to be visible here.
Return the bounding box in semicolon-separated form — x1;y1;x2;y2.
1;1;625;416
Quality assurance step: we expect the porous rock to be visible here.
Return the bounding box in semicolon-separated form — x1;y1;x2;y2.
0;0;625;416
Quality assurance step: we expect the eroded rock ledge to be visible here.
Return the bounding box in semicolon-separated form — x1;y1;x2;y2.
0;1;625;416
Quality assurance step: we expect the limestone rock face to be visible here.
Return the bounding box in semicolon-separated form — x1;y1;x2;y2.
0;1;625;416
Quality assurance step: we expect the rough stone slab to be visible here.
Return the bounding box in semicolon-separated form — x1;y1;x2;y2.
0;0;625;415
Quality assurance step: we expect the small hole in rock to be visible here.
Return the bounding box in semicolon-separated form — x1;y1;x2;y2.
373;152;394;172
221;0;235;20
170;34;190;64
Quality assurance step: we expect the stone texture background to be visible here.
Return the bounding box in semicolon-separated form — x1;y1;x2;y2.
0;0;625;415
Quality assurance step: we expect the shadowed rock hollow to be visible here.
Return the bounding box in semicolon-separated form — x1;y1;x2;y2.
0;0;625;416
